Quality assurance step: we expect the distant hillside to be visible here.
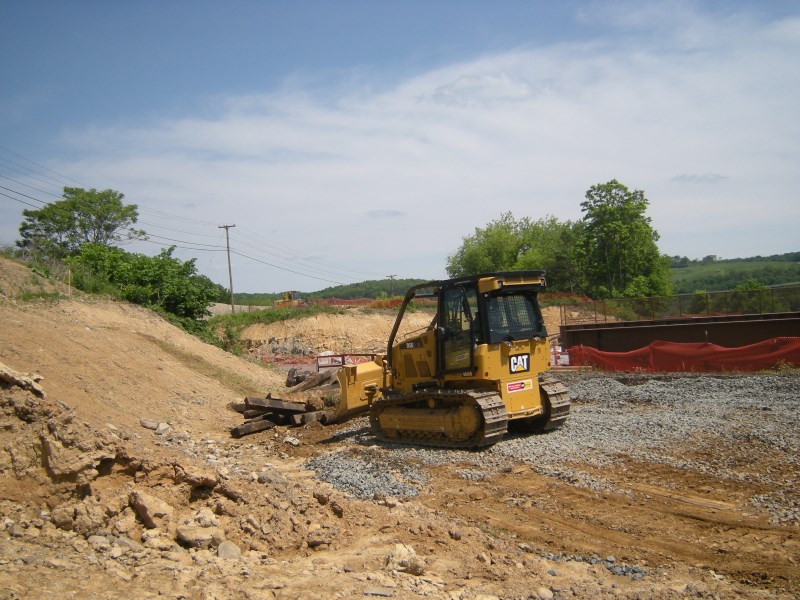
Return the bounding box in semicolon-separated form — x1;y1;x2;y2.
670;252;800;293
234;278;428;305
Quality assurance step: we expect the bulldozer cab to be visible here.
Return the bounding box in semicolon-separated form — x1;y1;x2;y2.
387;271;548;386
439;285;479;373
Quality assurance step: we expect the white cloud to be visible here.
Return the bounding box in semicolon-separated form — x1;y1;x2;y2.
38;5;800;291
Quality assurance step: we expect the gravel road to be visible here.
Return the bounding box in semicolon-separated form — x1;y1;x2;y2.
307;371;800;524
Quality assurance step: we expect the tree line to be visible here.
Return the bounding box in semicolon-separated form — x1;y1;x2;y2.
13;187;227;327
15;180;793;326
446;180;671;300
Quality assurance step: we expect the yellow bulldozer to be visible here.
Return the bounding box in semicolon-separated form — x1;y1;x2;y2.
332;271;570;448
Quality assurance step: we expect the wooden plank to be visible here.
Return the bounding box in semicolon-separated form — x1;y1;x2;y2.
287;369;338;393
244;395;307;413
228;402;248;414
230;418;277;438
302;411;329;424
242;409;270;419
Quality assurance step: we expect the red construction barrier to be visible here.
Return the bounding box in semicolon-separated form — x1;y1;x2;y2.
568;337;800;372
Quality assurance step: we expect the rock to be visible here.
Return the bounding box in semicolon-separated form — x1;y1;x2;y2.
87;535;110;550
173;464;217;487
364;587;395;597
40;433;113;483
155;422;171;435
386;543;425;575
139;418;159;430
116;536;144;552
217;540;242;560
537;587;554;600
51;505;75;531
284;436;300;447
111;507;137;534
307;527;332;548
191;507;219;528
176;525;225;549
130;490;174;529
73;499;107;536
448;529;462;541
0;361;46;398
142;531;176;551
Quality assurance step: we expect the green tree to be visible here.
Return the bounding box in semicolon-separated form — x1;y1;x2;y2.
17;187;142;257
576;180;671;299
515;216;583;292
68;244;219;320
446;212;582;293
446;212;524;277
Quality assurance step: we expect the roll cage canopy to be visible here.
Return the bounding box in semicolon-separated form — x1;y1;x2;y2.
387;271;548;365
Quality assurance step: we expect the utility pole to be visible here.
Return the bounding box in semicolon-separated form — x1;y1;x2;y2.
386;274;397;298
219;224;236;313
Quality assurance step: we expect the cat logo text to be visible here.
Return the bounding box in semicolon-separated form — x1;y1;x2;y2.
509;353;530;374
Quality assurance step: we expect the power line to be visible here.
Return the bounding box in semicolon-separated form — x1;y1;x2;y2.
229;249;346;285
235;224;381;278
0;190;42;209
141;232;227;249
0;157;72;190
0;174;62;200
0;145;83;187
0;185;47;207
136;220;226;238
0;147;382;287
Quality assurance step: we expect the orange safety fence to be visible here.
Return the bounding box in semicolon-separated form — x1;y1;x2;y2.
568;337;800;372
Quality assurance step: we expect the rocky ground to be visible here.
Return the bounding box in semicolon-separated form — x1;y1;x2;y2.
1;257;798;599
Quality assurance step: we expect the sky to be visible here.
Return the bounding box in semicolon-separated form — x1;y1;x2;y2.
1;0;798;293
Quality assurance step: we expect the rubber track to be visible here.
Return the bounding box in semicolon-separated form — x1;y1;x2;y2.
369;389;509;449
538;376;571;430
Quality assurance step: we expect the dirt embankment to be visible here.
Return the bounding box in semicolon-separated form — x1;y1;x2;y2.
1;257;798;599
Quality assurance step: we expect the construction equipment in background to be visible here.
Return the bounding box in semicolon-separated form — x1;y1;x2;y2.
273;290;306;307
333;271;570;448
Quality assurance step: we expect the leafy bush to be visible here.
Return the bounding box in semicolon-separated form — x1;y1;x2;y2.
67;244;219;320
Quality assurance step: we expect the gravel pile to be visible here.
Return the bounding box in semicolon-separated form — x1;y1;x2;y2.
306;450;428;499
307;372;800;523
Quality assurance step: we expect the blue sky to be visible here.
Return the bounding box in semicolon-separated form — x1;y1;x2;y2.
1;1;798;293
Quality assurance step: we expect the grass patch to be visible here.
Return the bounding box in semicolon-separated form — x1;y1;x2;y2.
18;289;65;302
208;304;346;328
204;305;347;353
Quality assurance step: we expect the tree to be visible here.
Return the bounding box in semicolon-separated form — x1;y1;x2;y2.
446;212;524;277
68;244;220;320
17;187;142;257
446;212;582;293
576;180;671;299
515;216;583;293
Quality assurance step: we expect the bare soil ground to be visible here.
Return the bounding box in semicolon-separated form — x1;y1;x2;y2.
0;257;798;599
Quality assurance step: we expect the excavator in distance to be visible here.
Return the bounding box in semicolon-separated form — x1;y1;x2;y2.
333;271;570;448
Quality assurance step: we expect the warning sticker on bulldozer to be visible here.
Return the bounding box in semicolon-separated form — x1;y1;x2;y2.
507;379;533;393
